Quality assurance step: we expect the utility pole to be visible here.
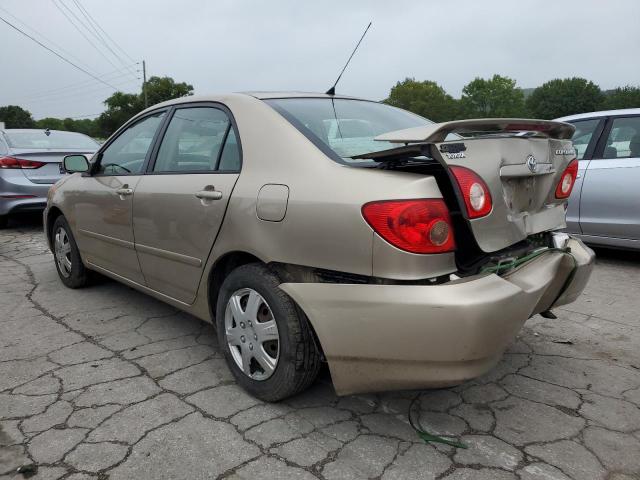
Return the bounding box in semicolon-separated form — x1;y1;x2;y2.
142;59;148;108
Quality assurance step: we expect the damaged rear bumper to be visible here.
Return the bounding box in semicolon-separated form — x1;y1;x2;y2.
280;237;594;395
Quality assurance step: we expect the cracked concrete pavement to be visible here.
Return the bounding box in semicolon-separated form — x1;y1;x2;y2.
1;216;640;480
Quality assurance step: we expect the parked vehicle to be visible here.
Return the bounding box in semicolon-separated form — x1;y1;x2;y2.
556;108;640;250
44;93;594;400
0;129;99;228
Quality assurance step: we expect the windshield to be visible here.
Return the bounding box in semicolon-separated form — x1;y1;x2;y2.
265;98;432;162
4;130;99;150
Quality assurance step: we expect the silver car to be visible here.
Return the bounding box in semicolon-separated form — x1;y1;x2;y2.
557;109;640;250
0;128;99;228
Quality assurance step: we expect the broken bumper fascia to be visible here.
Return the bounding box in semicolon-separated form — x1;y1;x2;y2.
279;236;595;395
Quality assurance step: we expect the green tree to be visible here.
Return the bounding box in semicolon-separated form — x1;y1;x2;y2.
35;117;100;138
603;86;640;110
384;78;458;122
98;76;194;136
526;77;604;119
0;105;36;128
459;75;526;118
143;76;193;107
71;118;101;138
35;117;65;130
97;92;142;137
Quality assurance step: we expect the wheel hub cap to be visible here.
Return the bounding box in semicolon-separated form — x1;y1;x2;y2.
54;227;72;278
224;288;280;381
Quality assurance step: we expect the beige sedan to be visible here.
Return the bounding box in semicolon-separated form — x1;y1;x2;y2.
44;93;594;401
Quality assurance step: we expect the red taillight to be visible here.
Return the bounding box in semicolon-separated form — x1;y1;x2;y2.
449;166;492;218
361;199;455;254
555;159;578;199
0;156;46;169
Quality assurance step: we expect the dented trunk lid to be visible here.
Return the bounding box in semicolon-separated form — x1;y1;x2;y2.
373;119;577;252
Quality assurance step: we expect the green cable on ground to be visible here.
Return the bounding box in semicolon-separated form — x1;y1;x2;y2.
406;246;579;449
408;397;468;449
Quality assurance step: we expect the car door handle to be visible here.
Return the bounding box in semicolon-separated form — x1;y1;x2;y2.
115;187;133;196
195;188;223;201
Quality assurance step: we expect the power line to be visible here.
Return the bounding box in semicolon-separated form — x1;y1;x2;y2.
0;5;96;75
72;0;136;64
50;0;122;74
18;64;140;97
16;78;140;106
68;0;136;76
0;14;118;89
12;63;140;101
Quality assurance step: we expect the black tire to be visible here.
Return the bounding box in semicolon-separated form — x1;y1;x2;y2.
216;263;321;402
52;215;90;289
0;215;7;229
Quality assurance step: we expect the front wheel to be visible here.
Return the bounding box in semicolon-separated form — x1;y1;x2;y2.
216;263;321;401
52;215;90;288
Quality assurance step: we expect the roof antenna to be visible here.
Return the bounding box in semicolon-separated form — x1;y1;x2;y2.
326;22;372;96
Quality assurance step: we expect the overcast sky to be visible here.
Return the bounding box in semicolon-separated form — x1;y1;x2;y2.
1;0;639;120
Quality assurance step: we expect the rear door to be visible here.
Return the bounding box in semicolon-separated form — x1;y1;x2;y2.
563;118;604;233
132;104;241;303
580;115;640;240
74;110;167;283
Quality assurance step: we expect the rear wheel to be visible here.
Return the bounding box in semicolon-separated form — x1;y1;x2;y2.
216;263;321;401
0;215;7;229
52;215;90;288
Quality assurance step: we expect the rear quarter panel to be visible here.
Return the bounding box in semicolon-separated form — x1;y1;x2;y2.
190;96;453;319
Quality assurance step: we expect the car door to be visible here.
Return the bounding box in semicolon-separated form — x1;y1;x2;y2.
564;118;604;234
74;110;167;283
580;115;640;241
132;104;241;303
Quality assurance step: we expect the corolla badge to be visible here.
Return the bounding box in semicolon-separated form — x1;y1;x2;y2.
555;148;576;155
526;155;538;173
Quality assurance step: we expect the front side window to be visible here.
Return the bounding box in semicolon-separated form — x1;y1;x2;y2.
601;117;640;159
265;98;432;163
97;111;165;175
569;119;601;160
153;107;234;173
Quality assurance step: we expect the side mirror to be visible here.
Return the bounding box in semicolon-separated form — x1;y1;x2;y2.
63;154;90;173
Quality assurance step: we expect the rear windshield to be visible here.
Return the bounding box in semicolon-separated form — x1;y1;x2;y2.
265;98;432;163
4;130;99;150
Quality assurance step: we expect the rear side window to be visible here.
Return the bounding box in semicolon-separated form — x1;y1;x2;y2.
218;128;240;171
153;107;238;173
266;98;431;163
601;117;640;159
569;119;601;160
